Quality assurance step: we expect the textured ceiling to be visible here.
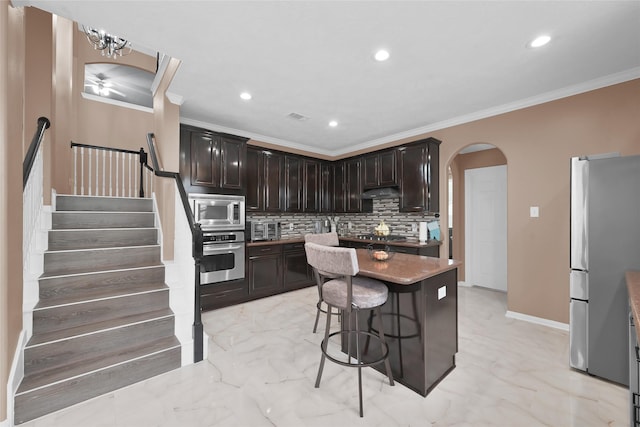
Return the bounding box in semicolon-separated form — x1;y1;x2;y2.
20;1;640;156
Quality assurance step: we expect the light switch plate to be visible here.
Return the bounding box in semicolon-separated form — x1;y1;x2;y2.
530;206;539;218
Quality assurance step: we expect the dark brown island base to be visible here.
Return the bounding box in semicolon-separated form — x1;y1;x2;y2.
343;250;461;396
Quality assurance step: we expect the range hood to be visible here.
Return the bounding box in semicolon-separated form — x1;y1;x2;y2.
361;186;400;199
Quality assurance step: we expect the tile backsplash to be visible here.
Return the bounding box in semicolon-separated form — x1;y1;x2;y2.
247;199;439;239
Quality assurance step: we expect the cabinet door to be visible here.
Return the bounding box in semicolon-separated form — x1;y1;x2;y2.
362;154;379;189
264;152;283;212
333;161;346;213
248;252;282;296
378;150;398;187
246;148;263;211
283;245;313;290
220;137;244;190
320;162;333;213
398;144;428;212
345;158;363;213
284;156;303;212
426;141;440;214
303;159;320;212
190;132;220;187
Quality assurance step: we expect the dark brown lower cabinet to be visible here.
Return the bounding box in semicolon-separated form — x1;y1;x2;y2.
283;243;314;290
200;279;248;311
247;245;283;296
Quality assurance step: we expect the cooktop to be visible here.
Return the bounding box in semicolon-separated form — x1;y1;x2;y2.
355;234;407;242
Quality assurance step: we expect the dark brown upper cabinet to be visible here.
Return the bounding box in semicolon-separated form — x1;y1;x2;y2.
332;161;346;213
320;162;333;213
179;124;247;195
345;158;372;213
303;159;320;212
363;150;398;189
246;147;283;212
397;138;440;214
284;155;303;212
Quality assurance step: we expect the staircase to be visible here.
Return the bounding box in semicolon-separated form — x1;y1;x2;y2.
14;195;181;424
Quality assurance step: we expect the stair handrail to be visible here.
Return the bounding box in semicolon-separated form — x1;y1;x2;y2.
23;117;51;189
70;141;150;197
146;132;204;363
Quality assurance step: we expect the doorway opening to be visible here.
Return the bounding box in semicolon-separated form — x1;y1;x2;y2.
448;143;507;292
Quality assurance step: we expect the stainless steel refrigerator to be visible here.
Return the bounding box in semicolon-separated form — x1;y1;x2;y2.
570;153;640;386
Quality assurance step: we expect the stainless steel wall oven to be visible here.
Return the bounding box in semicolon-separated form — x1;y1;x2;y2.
189;194;246;284
200;230;245;284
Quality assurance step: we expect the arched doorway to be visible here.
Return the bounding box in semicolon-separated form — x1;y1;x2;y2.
448;143;508;292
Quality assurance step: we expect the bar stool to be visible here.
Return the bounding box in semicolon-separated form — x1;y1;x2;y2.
304;242;394;417
304;232;340;333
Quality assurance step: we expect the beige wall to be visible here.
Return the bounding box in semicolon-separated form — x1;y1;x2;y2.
431;79;640;323
1;2;26;422
450;148;507;281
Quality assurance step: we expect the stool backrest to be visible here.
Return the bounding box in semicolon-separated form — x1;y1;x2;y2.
304;232;339;247
304;242;359;277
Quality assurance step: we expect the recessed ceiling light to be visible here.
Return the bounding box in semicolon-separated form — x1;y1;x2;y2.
529;35;551;48
329;120;338;127
240;92;252;100
374;49;390;61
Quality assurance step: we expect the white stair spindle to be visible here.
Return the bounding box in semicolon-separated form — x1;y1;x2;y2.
128;152;132;197
88;148;92;196
73;146;77;195
109;151;113;196
115;151;119;197
102;149;106;196
80;146;84;195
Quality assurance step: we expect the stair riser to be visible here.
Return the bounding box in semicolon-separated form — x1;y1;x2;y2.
52;212;155;229
39;266;165;302
43;246;161;275
48;228;158;250
24;316;175;377
33;290;169;334
56;196;153;212
14;347;181;425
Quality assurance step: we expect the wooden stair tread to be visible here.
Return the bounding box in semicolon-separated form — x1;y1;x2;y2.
18;336;181;394
34;281;168;309
39;263;164;280
27;308;175;346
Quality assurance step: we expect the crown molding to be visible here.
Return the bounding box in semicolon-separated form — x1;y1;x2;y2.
180;68;640;158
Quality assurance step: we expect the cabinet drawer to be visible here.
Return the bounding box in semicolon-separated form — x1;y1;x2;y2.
248;245;282;257
283;242;305;252
389;246;418;255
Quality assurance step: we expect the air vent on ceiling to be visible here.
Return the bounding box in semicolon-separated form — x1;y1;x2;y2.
287;112;309;121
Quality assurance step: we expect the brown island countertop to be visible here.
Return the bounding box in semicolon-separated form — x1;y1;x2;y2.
356;249;461;285
247;234;442;248
627;271;640;342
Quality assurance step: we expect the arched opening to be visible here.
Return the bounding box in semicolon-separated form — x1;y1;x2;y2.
448;143;508;292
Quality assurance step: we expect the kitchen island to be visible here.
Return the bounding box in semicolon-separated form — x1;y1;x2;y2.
344;249;461;396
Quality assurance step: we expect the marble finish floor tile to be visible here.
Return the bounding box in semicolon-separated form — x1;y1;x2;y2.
20;286;627;426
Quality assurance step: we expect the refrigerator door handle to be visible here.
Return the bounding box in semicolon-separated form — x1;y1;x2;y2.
570;157;589;271
570;299;588;371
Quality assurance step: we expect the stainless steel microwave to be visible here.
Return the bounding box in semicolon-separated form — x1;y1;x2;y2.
189;194;245;231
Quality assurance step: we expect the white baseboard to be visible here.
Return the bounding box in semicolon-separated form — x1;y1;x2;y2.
6;330;27;427
506;310;569;331
458;281;471;287
0;418;9;427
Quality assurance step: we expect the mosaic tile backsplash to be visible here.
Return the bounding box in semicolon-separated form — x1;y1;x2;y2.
247;199;440;239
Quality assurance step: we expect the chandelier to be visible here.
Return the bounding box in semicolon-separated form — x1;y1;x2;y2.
82;25;131;58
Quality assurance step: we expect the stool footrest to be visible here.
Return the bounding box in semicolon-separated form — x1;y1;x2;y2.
321;330;390;369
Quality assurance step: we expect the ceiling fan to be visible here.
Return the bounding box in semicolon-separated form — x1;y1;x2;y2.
84;73;126;97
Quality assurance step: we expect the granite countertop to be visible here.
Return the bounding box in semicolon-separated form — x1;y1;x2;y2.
247;235;442;248
356;249;461;285
627;271;640;342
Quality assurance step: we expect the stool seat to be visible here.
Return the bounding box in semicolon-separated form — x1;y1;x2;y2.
323;276;388;310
